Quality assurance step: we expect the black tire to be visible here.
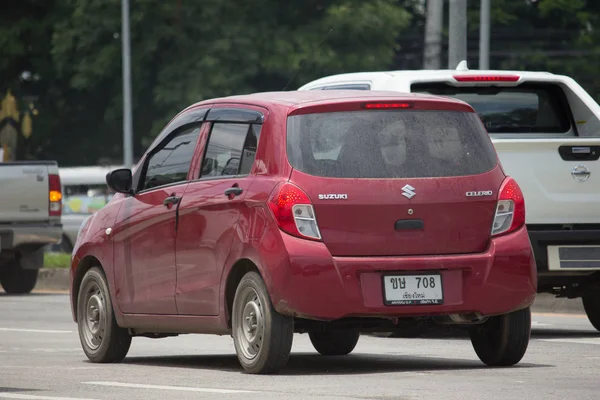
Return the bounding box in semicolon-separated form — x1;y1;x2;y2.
309;330;360;356
582;293;600;332
232;271;294;374
469;307;531;367
77;267;131;363
0;261;39;294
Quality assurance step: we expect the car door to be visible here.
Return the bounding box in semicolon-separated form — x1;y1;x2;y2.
175;108;263;316
113;123;203;315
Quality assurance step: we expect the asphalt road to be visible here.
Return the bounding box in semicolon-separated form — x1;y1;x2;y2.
1;292;599;400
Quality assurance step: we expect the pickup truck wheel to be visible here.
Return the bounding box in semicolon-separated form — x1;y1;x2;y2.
469;307;531;367
582;293;600;332
232;271;293;374
77;267;131;363
309;330;360;356
0;261;38;294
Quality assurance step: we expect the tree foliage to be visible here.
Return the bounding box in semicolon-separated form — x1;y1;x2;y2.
2;0;600;166
2;0;410;165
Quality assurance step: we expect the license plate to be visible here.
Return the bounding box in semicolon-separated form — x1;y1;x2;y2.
382;274;443;305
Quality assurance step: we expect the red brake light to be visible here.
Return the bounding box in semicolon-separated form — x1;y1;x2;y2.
364;102;412;109
268;182;321;241
491;177;525;237
453;75;520;82
49;173;62;218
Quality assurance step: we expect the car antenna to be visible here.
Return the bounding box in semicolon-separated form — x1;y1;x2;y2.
281;28;334;91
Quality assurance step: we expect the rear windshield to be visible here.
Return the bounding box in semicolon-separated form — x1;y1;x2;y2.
286;110;498;179
411;83;571;134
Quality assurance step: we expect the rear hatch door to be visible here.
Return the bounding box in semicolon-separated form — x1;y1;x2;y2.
286;102;505;256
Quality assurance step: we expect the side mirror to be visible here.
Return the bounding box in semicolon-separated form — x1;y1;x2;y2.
106;168;133;194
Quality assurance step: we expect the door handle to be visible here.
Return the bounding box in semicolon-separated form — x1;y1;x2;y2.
163;195;181;207
224;186;243;198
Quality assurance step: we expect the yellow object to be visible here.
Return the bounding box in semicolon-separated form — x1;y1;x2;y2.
22;112;32;138
0;90;19;122
49;190;62;202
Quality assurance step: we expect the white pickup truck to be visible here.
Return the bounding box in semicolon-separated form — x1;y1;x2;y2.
0;161;63;293
298;63;600;331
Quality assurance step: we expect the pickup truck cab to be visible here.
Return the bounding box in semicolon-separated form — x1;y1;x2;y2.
298;62;600;330
0;161;63;293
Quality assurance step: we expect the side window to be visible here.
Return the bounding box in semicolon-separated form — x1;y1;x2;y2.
141;125;201;190
201;123;262;178
239;124;261;175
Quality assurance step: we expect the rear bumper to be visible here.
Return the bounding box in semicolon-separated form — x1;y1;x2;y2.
270;226;537;321
0;223;63;250
528;226;600;272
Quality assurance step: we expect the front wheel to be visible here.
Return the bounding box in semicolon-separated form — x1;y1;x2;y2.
582;293;600;332
469;307;531;367
232;271;294;374
77;267;131;363
309;330;360;356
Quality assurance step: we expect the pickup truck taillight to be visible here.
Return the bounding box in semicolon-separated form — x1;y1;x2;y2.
491;177;525;237
268;182;321;241
49;173;62;218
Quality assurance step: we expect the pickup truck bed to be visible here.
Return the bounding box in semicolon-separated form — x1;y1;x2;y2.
0;161;63;293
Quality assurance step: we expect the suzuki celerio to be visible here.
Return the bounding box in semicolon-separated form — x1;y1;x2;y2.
70;90;537;374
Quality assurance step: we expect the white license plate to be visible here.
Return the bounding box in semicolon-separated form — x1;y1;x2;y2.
383;274;443;305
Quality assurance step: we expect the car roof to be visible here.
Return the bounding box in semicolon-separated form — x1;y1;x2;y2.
187;90;471;111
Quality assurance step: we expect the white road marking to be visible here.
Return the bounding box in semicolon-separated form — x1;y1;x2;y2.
540;338;600;345
82;381;257;394
0;394;98;400
0;328;72;334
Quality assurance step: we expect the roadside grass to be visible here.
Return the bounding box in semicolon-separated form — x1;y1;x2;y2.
44;252;71;269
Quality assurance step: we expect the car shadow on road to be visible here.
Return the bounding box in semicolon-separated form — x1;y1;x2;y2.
123;352;551;376
531;329;600;339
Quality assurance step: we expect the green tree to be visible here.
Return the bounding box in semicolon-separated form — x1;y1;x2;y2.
44;0;411;165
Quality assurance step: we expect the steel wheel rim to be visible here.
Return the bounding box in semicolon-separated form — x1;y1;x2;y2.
81;282;107;351
235;287;265;360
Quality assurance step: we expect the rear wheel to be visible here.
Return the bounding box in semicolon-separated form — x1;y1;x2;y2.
469;307;531;367
582;293;600;332
77;267;131;363
0;260;39;294
309;330;360;356
232;271;294;374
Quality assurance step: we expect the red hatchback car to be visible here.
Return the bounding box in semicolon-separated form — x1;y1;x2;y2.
70;90;537;374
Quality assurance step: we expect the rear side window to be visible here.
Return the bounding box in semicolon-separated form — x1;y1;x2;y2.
411;83;571;134
201;123;262;178
286;110;498;179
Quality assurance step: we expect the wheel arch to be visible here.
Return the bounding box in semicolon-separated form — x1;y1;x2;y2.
224;258;262;329
71;255;104;323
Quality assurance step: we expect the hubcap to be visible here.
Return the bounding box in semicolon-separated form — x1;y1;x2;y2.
81;283;107;351
235;288;265;360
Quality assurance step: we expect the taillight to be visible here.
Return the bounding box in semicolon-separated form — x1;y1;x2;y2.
491;177;525;237
453;75;520;82
49;174;62;218
268;182;321;241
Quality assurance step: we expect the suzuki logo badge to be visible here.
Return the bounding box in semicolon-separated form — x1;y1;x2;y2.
402;184;416;199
